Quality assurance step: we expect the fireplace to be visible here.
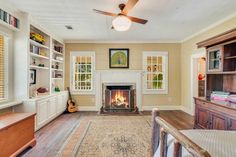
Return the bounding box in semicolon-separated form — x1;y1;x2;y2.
101;84;138;113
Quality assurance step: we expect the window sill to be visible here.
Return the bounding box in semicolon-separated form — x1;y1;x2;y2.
0;101;23;110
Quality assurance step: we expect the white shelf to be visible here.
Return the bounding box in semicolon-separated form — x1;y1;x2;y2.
52;50;63;55
30;53;49;60
51;78;63;80
52;59;63;64
51;68;63;72
30;39;50;49
0;20;20;32
30;65;49;70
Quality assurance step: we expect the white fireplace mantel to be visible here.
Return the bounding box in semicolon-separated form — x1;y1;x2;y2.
95;70;143;111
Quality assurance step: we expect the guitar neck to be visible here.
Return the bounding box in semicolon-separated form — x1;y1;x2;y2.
67;87;73;101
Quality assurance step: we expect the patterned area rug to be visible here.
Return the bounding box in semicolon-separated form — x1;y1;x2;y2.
58;115;151;157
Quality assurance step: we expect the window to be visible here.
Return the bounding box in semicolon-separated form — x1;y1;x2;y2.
143;51;168;94
0;34;8;101
70;51;95;94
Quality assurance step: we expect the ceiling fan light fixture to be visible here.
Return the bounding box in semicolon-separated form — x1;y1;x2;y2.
112;15;132;31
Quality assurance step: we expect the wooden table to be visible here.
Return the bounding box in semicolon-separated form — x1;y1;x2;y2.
0;112;36;157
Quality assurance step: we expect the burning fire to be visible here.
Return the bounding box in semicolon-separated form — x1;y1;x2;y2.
111;90;128;107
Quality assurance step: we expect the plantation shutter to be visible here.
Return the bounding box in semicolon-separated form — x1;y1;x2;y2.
0;35;4;99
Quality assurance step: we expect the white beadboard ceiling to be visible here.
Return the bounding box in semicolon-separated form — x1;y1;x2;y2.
3;0;236;42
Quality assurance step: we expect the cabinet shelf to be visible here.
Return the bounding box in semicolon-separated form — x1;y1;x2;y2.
52;50;63;55
51;68;63;72
52;59;63;64
30;39;49;50
51;78;63;80
224;56;236;59
30;65;49;70
30;53;49;60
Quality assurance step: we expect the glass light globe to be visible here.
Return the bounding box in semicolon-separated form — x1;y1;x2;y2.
112;15;132;31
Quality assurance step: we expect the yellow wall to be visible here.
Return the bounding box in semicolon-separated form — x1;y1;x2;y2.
181;16;236;111
65;43;181;108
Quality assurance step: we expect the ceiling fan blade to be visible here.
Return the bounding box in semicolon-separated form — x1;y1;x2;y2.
127;16;148;24
122;0;139;14
93;9;117;17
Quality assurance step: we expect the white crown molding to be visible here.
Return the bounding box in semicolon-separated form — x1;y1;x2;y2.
64;40;181;44
181;11;236;43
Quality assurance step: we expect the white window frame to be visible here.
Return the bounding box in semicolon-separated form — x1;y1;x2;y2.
0;31;10;103
142;51;168;94
70;51;95;95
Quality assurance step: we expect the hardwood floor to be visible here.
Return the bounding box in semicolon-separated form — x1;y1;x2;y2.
18;110;193;157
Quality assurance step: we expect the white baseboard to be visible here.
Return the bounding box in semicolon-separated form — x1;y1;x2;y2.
142;105;182;111
181;106;194;116
78;106;98;111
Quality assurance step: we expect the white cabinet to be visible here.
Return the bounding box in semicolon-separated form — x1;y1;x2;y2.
37;99;48;128
13;91;68;131
48;96;57;120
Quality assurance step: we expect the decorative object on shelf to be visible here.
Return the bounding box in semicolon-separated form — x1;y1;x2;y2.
55;73;63;78
39;50;47;57
38;63;45;67
54;86;60;92
32;58;36;65
30;69;36;84
30;45;40;54
55;63;59;69
0;8;20;29
54;45;63;53
30;32;45;45
37;87;49;93
109;48;129;68
198;74;205;80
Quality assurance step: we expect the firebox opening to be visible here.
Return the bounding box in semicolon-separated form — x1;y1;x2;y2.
103;85;136;112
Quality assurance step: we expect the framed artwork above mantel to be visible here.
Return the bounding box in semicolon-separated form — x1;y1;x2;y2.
109;48;129;69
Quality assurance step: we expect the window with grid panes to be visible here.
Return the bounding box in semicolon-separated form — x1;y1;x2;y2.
71;52;95;92
143;51;168;94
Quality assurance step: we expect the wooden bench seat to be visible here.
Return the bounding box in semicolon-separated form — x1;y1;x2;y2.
0;112;36;157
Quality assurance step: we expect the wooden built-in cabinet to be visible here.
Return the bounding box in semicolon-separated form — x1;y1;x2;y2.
194;28;236;131
194;97;236;130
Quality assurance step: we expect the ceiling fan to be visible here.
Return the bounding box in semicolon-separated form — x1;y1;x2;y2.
93;0;148;31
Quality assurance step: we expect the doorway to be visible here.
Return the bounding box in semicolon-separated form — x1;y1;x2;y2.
190;51;206;115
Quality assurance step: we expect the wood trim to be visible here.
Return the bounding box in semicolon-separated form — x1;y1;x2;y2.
10;138;36;157
197;28;236;48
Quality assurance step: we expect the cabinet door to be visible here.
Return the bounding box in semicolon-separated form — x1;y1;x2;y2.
207;47;222;72
57;94;63;114
48;96;57;119
210;113;227;130
228;119;236;130
37;99;49;127
195;107;209;129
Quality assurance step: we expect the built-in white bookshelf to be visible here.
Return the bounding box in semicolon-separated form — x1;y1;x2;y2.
28;25;65;98
50;39;64;94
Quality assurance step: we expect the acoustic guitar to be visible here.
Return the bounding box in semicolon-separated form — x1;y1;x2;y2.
66;87;77;113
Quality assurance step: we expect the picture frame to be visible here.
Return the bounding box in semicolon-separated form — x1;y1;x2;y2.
109;48;129;68
30;69;36;84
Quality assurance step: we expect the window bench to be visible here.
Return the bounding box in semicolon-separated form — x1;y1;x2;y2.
0;112;36;156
